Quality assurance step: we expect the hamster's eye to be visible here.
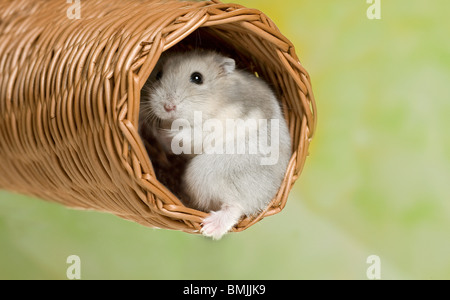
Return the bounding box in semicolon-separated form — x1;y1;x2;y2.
190;72;203;85
155;70;163;81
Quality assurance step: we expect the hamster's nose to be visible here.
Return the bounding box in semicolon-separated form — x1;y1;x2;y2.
164;103;176;112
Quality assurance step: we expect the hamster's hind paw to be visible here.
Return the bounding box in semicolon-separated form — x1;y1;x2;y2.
200;205;242;240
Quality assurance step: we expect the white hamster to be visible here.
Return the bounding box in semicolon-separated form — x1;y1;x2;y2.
140;50;292;239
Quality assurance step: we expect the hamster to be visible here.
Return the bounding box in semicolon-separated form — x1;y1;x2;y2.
140;50;292;240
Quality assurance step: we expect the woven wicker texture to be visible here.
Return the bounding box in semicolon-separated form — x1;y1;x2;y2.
0;0;316;234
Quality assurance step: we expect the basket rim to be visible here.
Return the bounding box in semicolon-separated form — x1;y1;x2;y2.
124;0;317;233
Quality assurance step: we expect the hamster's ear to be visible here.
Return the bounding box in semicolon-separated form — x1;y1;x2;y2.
218;57;236;75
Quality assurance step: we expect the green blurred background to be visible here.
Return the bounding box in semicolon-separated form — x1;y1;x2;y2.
1;0;449;279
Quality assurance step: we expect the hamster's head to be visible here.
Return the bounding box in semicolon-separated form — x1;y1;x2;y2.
143;51;236;124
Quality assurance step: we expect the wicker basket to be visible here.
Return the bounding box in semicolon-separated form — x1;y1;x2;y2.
0;0;316;234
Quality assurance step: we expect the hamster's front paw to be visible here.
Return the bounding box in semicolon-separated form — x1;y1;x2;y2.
200;205;242;240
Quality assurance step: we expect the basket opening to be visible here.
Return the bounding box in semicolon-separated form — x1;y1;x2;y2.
138;26;294;211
